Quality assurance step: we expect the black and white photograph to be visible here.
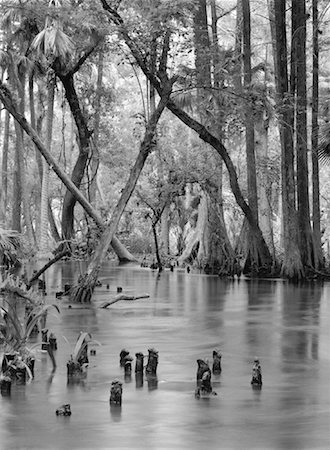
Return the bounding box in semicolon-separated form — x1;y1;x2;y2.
0;1;329;449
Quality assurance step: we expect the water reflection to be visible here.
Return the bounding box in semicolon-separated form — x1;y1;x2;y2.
0;263;329;449
110;404;122;422
146;374;158;391
135;373;144;389
281;284;321;363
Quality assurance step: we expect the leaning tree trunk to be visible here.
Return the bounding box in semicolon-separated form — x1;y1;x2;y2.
58;72;90;242
152;220;162;272
70;86;172;302
0;80;133;262
101;0;273;273
58;71;135;261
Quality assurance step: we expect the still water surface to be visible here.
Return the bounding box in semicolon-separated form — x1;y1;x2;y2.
1;262;329;449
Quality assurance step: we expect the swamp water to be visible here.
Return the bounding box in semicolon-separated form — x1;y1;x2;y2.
0;262;329;449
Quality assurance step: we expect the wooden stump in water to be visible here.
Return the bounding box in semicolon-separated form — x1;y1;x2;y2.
145;348;158;375
70;272;99;303
135;352;144;373
0;377;11;395
109;380;122;405
212;350;222;374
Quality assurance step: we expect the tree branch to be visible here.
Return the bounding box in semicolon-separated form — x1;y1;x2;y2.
66;35;103;77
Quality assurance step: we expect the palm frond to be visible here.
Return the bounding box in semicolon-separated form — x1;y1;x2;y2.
317;122;330;165
72;331;92;363
24;304;60;340
0;3;23;30
0;306;23;349
171;89;195;111
0;50;11;68
32;26;74;60
0;273;38;304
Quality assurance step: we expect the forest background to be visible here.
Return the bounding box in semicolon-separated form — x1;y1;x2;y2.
1;0;330;297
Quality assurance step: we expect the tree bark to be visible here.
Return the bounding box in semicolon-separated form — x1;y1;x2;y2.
57;72;90;242
293;0;313;267
269;0;303;278
0;110;10;225
88;48;103;204
39;69;55;257
311;0;323;269
242;0;258;220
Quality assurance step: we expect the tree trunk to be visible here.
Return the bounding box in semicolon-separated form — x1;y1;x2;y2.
160;205;170;254
152;222;162;272
269;0;303;278
70;86;172;302
88;48;103;204
190;0;236;274
12;121;22;233
242;0;258;220
39;69;55;257
210;0;236;273
179;192;209;268
293;0;313;267
0;110;10;225
48;200;61;242
11;70;35;245
194;0;212;117
311;0;323;269
255;113;274;258
58;72;90;242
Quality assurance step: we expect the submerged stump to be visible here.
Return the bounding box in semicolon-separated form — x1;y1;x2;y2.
0;376;12;395
56;404;72;416
195;359;216;398
212;350;222;374
135;352;144;373
145;348;158;375
119;349;130;367
110;380;123;405
251;357;262;387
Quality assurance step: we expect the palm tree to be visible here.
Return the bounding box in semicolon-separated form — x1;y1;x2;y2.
0;226;24;269
31;0;74;257
1;0;39;247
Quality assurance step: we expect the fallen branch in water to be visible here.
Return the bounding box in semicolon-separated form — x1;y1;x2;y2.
28;248;71;288
100;294;149;308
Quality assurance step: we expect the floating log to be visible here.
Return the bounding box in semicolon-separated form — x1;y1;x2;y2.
100;294;149;309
